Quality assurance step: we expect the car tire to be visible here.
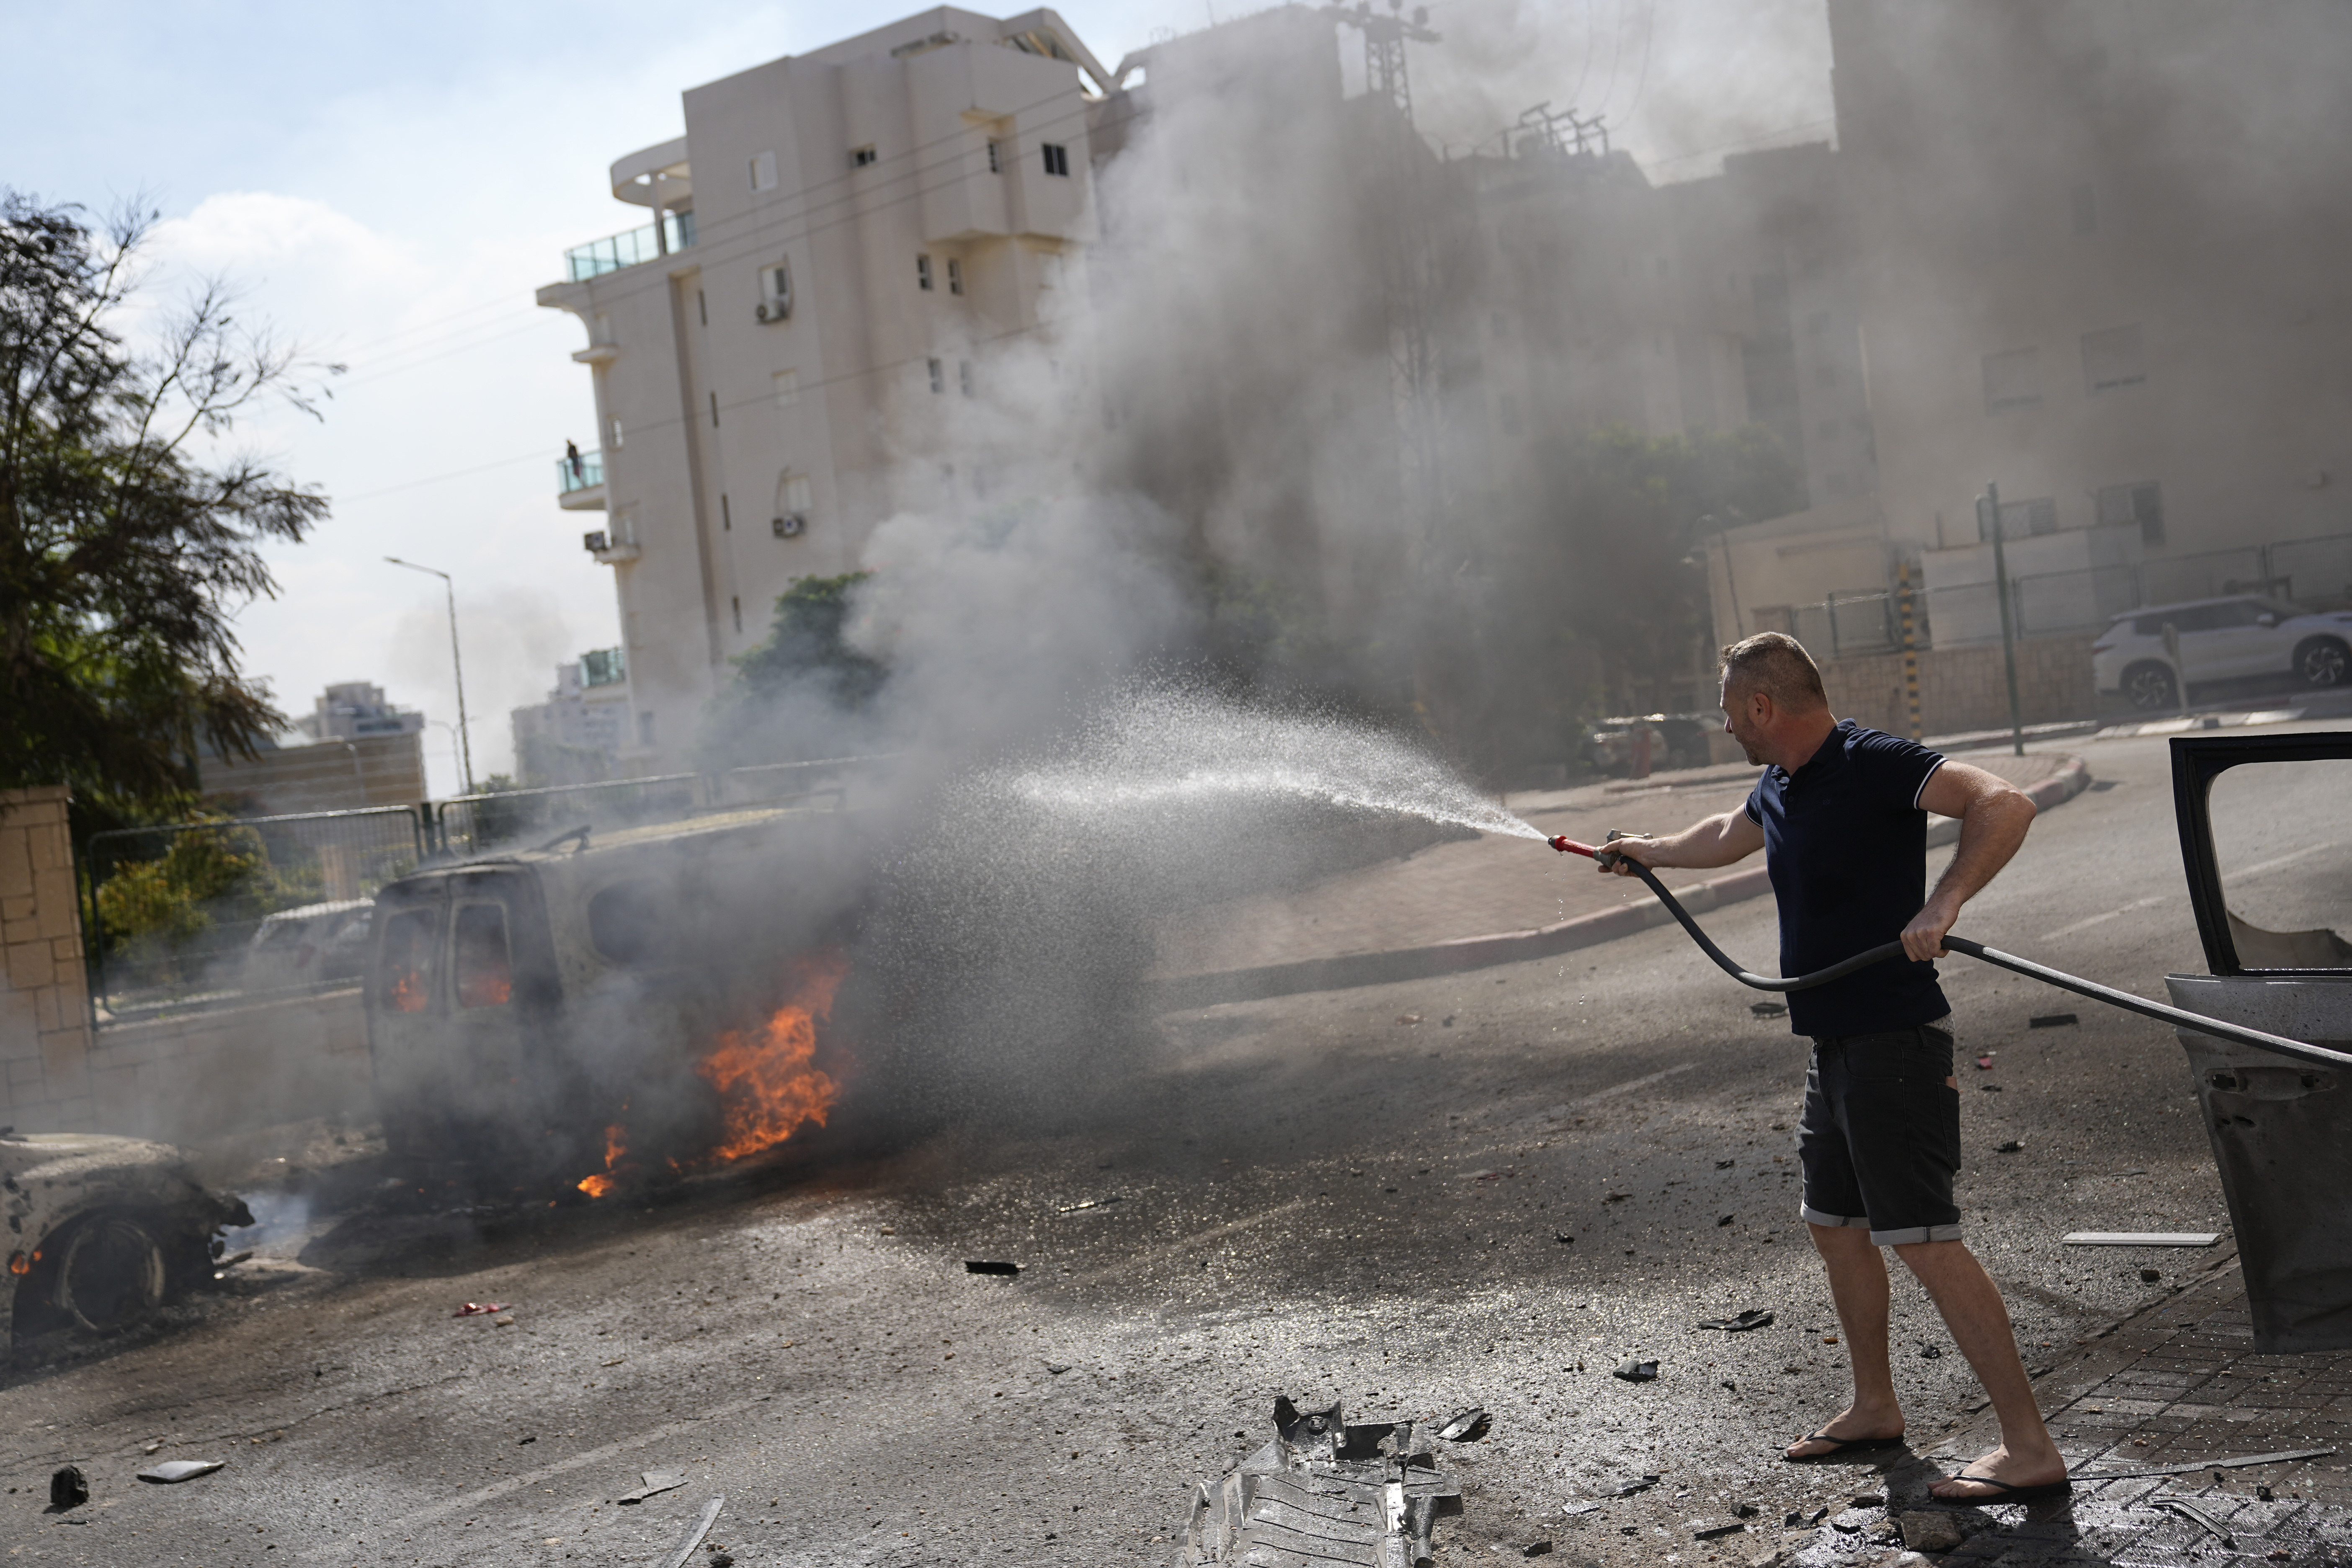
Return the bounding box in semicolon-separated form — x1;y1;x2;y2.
53;1214;168;1333
2295;636;2350;689
2122;661;2179;712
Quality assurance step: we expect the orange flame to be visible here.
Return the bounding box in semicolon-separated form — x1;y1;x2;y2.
388;969;430;1013
576;1119;629;1199
695;951;847;1163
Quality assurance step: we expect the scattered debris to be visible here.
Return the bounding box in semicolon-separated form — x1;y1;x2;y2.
518;1434;537;1446
1750;1001;1787;1018
1441;1015;1456;1027
1693;1519;1749;1540
1975;1053;1996;1069
2141;1267;2163;1283
1524;1541;1553;1556
1612;1359;1659;1382
2029;1014;2078;1029
1994;1140;2024;1154
137;1460;224;1484
49;1466;86;1510
1603;1191;1632;1203
1734;1503;1761;1518
617;1471;689;1505
1173;1397;1462;1567
1396;1014;1422;1026
1435;1408;1491;1442
1057;1197;1121;1214
1614;1475;1661;1497
1980;1083;2004;1091
2256;1483;2275;1501
1553;1230;1576;1245
1919;1342;1944;1359
2061;1232;2221;1247
1697;1309;1774;1333
654;1496;725;1568
452;1302;509;1317
493;1314;516;1326
1718;1213;1736;1227
964;1260;1021;1276
215;1250;255;1269
2077;1445;2335;1480
1468;1169;1512;1182
1852;1492;1885;1507
2151;1497;2233;1544
1891;1509;1965;1551
1562;1501;1602;1516
141;1442;163;1455
1044;1361;1071;1375
1715;1159;1736;1169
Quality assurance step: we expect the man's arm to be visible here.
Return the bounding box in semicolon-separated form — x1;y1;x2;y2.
1904;761;2038;959
1602;808;1766;875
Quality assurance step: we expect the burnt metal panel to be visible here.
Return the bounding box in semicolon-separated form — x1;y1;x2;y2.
2169;731;2352;976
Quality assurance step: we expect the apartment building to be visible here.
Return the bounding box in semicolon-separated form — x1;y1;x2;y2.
291;681;427;744
510;650;634;785
538;7;1113;769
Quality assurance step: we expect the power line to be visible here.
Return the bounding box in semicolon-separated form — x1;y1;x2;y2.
1617;0;1659;123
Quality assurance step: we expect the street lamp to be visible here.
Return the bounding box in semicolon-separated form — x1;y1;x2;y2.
424;720;467;796
384;557;475;793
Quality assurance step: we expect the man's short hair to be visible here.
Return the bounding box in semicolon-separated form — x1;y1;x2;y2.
1720;632;1828;712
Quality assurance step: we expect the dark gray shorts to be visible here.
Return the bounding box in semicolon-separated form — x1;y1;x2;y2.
1798;1016;1962;1246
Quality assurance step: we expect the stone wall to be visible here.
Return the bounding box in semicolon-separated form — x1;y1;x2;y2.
0;786;95;1130
1821;632;2099;737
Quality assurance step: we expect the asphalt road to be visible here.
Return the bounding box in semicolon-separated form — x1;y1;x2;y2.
2;721;2339;1568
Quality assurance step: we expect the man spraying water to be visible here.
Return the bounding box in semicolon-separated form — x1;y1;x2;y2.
1598;632;2067;1504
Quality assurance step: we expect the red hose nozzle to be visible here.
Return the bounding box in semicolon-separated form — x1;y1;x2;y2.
1549;836;1598;858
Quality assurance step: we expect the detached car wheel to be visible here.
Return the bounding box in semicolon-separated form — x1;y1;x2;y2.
2295;636;2349;689
54;1215;168;1333
2123;661;2179;712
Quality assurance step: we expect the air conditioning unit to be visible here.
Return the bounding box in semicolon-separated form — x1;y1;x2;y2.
583;531;609;552
771;513;807;539
756;299;789;324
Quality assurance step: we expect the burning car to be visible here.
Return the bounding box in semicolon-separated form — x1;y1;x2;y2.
364;802;875;1191
3;1129;253;1354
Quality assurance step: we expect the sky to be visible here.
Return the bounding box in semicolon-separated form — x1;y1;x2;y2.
5;0;1832;797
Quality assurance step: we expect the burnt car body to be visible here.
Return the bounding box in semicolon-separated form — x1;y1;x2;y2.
2;1130;253;1355
363;803;875;1186
2165;731;2352;1353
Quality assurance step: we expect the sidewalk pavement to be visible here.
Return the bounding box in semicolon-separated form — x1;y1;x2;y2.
1150;751;2089;1008
1768;1244;2352;1566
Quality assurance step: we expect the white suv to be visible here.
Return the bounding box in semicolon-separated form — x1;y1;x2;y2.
2092;595;2352;711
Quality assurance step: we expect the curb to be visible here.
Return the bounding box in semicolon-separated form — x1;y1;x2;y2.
1149;753;2095;1012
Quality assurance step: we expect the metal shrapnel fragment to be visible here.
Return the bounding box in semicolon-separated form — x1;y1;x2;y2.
137;1460;225;1484
617;1470;689;1505
1435;1408;1490;1442
1172;1396;1462;1568
1612;1358;1659;1382
964;1260;1021;1276
1696;1309;1774;1333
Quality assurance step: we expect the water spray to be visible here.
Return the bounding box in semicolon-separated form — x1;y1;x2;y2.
1546;834;2352;1071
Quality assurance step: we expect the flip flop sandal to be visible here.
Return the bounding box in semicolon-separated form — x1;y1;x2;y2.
1927;1473;2074;1505
1782;1432;1905;1464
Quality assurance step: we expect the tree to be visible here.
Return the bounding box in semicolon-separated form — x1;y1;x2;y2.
697;573;887;770
0;191;338;824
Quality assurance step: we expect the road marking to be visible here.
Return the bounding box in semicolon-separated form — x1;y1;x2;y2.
2230;839;2338;881
1575;1062;1700;1104
1065;1199;1310;1286
2041;895;2170;942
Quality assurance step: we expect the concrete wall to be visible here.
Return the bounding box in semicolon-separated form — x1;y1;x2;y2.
0;787;95;1131
86;989;373;1144
1820;631;2099;738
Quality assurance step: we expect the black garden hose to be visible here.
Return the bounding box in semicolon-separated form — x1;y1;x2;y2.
1547;835;2352;1073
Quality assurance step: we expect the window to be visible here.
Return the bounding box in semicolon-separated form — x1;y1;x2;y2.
750;150;778;192
958;360;974;397
2071;181;2097;235
927;357;944;394
1982;347;2041;412
917;253;934;291
772;369;799;409
851;144;878;168
779;473;812;515
1041;142;1070;177
609;417;624;449
2097;480;2165;544
1982;496;2058;541
986;138;1003;173
763;259;792;318
377;908;438;1014
946;257;963;296
453;903;513;1010
2083;325;2146;391
588;881;671;965
732;595;742;634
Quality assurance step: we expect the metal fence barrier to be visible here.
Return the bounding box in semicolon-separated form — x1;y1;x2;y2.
85;807;429;1019
428;754;892;856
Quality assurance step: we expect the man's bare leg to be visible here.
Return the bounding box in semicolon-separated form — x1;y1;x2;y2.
1893;1239;2066;1496
1785;1221;1906;1459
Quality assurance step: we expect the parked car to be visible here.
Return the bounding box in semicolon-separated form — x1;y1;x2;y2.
1580;715;1714;777
242;899;374;994
2093;595;2352;712
3;1130;253;1352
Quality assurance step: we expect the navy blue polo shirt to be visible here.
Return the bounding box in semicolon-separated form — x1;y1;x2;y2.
1743;720;1951;1037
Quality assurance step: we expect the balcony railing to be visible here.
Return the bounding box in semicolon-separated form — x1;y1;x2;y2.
564;211;697;281
557;449;604;494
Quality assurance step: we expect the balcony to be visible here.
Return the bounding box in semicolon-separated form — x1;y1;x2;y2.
564;211;697;282
556;449;605;511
